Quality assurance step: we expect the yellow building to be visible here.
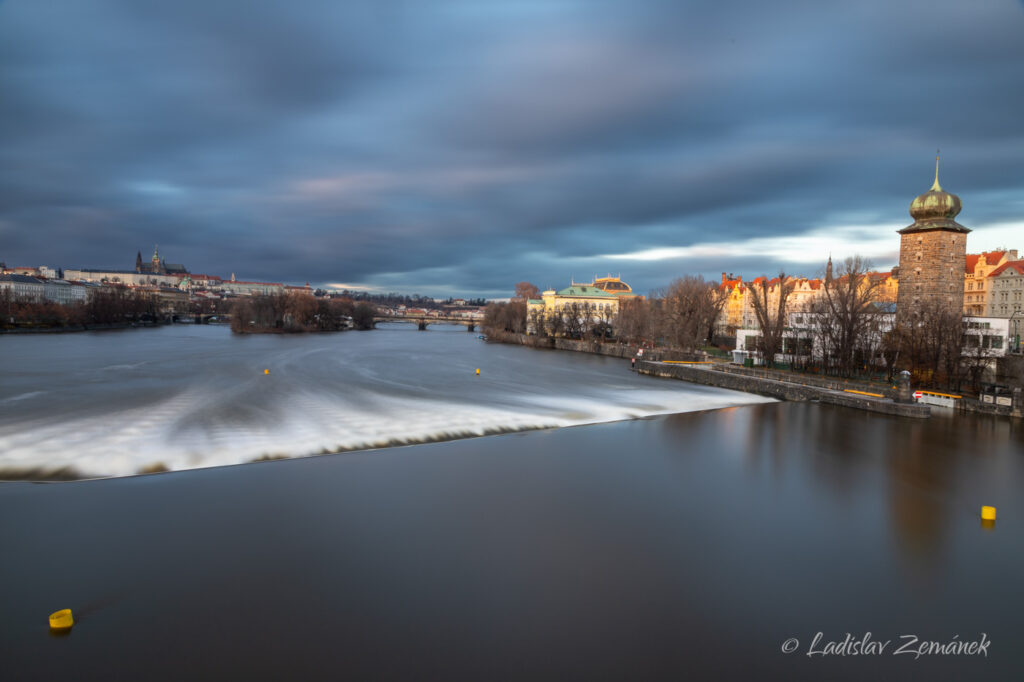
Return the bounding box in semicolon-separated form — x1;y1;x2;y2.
716;267;897;333
965;250;1017;316
527;280;623;334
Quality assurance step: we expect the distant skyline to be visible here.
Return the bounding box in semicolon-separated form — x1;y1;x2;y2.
2;1;1024;298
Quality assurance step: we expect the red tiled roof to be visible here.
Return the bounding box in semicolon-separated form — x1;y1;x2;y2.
966;250;1007;274
988;260;1024;277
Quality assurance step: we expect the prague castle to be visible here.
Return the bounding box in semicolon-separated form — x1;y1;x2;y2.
136;246;188;276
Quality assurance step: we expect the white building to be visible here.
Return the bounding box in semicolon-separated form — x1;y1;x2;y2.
64;268;180;288
736;311;1008;367
43;279;88;305
0;274;45;300
985;260;1024;343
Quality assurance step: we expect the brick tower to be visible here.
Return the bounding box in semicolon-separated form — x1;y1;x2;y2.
895;156;969;327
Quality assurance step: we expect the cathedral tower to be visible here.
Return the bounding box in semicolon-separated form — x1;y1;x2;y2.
895;156;969;327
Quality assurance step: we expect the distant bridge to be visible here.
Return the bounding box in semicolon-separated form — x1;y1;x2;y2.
374;315;479;331
169;312;232;324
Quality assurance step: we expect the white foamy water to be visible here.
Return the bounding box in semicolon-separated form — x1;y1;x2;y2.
0;325;773;478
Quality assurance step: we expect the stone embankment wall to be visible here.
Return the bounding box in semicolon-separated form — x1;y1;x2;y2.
638;361;930;419
711;363;899;399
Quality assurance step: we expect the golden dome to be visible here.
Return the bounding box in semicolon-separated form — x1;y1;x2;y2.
899;156;969;234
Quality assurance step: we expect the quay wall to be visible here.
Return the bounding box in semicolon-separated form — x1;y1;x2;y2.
638;361;931;419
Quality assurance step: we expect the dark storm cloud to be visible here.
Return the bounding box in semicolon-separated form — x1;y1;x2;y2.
2;0;1023;297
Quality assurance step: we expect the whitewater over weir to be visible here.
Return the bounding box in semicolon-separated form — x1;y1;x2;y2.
0;324;773;478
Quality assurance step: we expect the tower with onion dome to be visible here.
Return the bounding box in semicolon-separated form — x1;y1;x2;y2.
895;155;970;327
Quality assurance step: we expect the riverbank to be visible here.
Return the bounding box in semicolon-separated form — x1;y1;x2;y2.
489;332;1023;420
3;404;1021;681
0;320;166;334
639;359;931;418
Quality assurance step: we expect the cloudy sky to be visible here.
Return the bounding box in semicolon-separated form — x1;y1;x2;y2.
2;0;1023;297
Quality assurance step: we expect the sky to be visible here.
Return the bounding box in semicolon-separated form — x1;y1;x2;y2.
2;0;1023;298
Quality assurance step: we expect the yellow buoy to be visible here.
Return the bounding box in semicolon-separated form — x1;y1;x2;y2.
981;506;997;521
49;609;74;631
264;369;270;375
475;368;480;375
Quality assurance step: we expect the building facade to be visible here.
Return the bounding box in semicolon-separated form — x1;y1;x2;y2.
986;260;1024;344
964;250;1017;316
527;281;622;334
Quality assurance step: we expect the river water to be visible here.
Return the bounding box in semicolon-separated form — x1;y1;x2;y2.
0;324;770;478
2;324;1023;680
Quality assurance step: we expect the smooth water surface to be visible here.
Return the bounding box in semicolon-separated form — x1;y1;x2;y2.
0;403;1022;680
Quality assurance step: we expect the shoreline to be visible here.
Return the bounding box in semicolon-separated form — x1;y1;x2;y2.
487;331;1022;420
0;321;168;334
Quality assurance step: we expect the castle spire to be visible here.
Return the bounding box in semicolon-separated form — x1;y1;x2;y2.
931;149;942;191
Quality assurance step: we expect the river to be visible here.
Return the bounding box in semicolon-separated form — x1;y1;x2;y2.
0;323;771;478
1;324;1022;680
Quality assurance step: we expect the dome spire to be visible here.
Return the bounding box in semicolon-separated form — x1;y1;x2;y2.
901;152;968;234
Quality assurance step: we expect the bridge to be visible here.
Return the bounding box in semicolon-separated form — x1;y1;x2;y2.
169;312;232;324
374;315;480;331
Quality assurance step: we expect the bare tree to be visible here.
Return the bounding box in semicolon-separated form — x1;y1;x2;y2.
748;272;795;367
814;256;883;376
660;275;724;350
528;307;548;337
482;300;527;336
890;300;965;389
514;282;541;301
614;298;653;346
564;302;586;338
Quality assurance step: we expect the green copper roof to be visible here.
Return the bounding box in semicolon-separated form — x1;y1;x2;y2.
555;285;616;298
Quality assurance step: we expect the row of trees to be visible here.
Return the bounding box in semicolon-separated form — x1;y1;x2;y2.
495;258;999;392
1;287;160;328
610;276;728;349
230;293;375;333
740;256;996;390
486;276;728;348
